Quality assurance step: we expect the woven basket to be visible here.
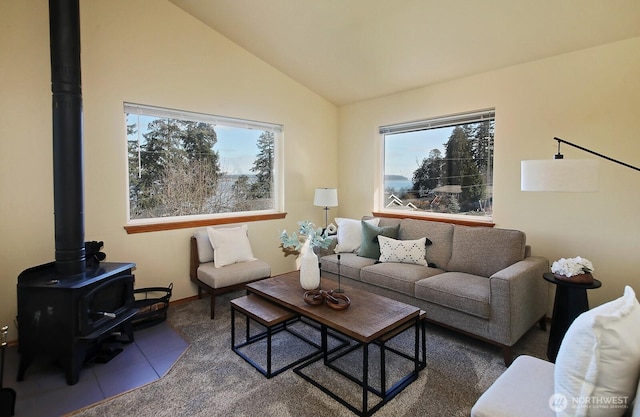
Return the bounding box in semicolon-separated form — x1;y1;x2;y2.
554;272;594;284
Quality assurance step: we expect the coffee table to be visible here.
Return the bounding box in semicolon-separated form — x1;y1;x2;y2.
246;271;424;416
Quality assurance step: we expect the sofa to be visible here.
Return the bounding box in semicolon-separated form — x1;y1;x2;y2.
317;216;549;364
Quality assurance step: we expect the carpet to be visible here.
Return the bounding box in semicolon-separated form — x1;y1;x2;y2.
70;291;548;417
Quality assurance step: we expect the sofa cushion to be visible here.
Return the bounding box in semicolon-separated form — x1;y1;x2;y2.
335;218;380;253
378;236;429;266
361;262;443;297
398;218;454;270
319;253;377;281
415;272;491;319
554;285;640;417
357;221;400;259
446;226;526;277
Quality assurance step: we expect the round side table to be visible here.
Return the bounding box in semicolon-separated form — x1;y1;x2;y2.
543;272;602;362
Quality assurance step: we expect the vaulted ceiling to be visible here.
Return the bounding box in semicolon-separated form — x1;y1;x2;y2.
170;0;640;106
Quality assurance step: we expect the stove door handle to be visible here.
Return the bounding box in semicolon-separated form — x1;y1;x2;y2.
93;311;116;319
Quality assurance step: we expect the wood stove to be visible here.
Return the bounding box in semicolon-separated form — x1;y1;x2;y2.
17;262;138;385
16;0;138;385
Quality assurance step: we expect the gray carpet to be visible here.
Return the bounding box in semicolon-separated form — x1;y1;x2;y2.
69;291;548;417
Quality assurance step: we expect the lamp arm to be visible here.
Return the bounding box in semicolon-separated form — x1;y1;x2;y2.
555;137;640;172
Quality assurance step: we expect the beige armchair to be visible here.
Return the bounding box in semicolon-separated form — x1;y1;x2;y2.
190;227;271;319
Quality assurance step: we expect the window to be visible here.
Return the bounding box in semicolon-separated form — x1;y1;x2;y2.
125;103;282;224
380;109;494;220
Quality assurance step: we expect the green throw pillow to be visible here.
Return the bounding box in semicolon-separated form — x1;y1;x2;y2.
357;221;400;259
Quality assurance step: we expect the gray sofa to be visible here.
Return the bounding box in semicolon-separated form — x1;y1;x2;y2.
318;216;549;364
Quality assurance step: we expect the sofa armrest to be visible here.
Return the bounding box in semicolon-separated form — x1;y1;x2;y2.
488;256;549;345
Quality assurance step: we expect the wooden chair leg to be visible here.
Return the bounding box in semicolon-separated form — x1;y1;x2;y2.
210;292;216;319
503;346;513;366
538;315;547;331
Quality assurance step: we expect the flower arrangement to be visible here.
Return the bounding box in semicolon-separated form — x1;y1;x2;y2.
551;256;594;278
279;220;333;251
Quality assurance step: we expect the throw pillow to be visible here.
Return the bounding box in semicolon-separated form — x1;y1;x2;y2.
554;285;640;417
378;236;428;266
207;224;257;268
357;221;400;259
193;228;215;263
335;217;380;253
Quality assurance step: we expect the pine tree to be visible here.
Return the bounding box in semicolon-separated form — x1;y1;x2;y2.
413;149;444;192
250;131;274;199
444;126;483;211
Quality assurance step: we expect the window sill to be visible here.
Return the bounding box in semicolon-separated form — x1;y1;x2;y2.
124;212;287;234
372;211;494;227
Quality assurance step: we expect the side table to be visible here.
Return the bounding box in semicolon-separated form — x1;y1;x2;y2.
543;272;602;362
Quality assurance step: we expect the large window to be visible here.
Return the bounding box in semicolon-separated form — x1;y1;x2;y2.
125;103;282;224
380;109;494;220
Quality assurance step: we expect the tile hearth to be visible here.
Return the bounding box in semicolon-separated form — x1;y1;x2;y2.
3;322;188;417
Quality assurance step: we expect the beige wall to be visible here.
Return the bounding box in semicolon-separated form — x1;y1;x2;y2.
0;0;338;341
2;0;639;343
338;36;640;310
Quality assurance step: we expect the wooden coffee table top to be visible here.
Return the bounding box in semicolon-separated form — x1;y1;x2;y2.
246;271;420;343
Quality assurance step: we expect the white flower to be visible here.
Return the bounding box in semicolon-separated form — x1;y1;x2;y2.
551;256;594;277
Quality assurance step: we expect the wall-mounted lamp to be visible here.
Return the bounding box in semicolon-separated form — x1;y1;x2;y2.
314;188;338;230
521;137;639;192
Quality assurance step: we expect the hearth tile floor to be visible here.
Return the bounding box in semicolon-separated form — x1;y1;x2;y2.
3;321;188;417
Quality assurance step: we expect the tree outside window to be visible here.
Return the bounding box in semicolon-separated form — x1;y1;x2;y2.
382;110;494;219
125;104;280;221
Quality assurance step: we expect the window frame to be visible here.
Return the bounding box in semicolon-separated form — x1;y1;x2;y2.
123;103;285;234
377;109;495;226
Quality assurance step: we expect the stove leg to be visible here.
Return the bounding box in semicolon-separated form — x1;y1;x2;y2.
17;352;33;381
63;345;87;385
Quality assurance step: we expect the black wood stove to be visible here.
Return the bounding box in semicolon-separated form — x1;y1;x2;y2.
17;263;138;385
16;0;138;385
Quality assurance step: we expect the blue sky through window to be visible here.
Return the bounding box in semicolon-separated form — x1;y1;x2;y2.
384;127;452;179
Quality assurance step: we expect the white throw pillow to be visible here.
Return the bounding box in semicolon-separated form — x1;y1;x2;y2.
334;218;380;253
554;286;640;417
377;236;428;266
206;225;257;268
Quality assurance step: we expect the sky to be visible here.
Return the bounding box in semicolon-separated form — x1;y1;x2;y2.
215;125;262;175
384;127;452;178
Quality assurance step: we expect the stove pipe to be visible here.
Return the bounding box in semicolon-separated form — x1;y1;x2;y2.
50;0;85;276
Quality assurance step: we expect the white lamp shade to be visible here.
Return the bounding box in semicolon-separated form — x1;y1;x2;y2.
314;188;338;207
521;159;599;192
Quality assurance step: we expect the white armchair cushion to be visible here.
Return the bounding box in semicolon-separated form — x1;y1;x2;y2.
554;286;640;417
207;225;257;268
471;355;556;417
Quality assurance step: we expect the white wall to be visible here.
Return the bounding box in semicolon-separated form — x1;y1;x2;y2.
0;0;338;342
338;37;640;310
